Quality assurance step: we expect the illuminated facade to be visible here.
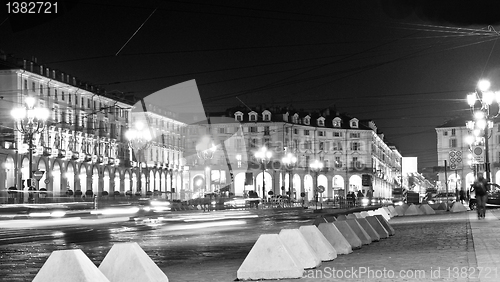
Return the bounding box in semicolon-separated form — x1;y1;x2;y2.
0;55;185;203
129;105;187;199
185;107;404;202
435;117;500;194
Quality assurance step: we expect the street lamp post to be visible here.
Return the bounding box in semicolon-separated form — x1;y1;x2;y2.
465;133;480;184
197;139;216;197
310;159;324;210
254;146;272;201
282;152;297;206
466;79;499;183
11;96;49;200
125;121;152;196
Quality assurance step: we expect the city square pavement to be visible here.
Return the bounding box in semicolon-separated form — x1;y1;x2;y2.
163;208;500;282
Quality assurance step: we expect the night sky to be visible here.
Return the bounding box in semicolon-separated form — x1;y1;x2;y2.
3;0;500;171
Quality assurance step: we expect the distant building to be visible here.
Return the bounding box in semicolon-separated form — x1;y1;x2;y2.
184;107;405;202
0;55;183;203
434;116;495;194
0;53;408;204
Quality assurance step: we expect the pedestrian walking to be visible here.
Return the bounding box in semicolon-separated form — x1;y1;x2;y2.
356;190;364;199
472;174;488;219
459;189;465;204
351;192;357;207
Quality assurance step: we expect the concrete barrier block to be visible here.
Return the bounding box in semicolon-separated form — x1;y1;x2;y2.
387;206;398;217
401;203;409;212
394;205;405;216
451;202;467;212
336;214;347;221
313;216;329;227
332;221;362;249
346;214;357;219
419;204;436;215
403;204;420;216
33;249;110;282
416;205;425;215
365;216;389;239
317;223;352;255
326;215;337;222
279;229;321;269
299;225;337;261
346;219;372;245
99;242;169;282
237;234;303;280
356;218;380;241
382;207;393;218
374;208;391;221
374;215;395;236
353;212;364;218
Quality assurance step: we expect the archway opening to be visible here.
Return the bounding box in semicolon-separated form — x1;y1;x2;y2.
52;162;61;199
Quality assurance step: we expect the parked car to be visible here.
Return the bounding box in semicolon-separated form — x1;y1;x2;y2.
469;183;500;210
487;184;500;207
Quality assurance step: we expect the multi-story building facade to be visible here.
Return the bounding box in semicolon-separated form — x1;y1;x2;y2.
129;103;187;199
0;54;407;204
185;107;405;202
0;55;184;204
435;117;500;194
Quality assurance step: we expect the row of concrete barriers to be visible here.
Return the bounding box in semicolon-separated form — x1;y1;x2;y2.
32;242;169;282
393;202;468;216
236;206;395;280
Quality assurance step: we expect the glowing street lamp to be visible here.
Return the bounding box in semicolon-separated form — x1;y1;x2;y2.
11;96;49;194
282;153;297;202
254;146;272;200
466;79;500;183
196;136;217;195
125;121;153;195
309;159;324;209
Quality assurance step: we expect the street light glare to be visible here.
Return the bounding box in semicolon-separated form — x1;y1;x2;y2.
11;107;26;119
474;111;485;120
476;119;486;130
134;121;145;130
34;107;50;120
483;91;494;105
125;129;137;140
25;96;37;108
467;93;476;106
478;79;491;92
465;135;474;145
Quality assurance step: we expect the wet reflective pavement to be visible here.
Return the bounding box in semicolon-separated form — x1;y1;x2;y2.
0;208;316;281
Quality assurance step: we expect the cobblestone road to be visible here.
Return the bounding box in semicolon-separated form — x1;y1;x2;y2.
0;208;493;282
164;211;482;282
